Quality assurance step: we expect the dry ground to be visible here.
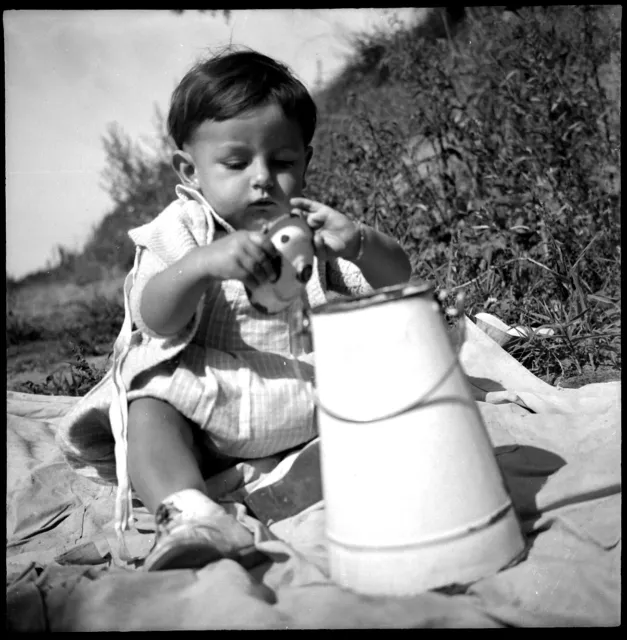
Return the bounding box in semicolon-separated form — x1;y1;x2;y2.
7;277;123;390
7;276;619;394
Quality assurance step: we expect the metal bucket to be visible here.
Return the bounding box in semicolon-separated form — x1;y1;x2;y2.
309;281;526;596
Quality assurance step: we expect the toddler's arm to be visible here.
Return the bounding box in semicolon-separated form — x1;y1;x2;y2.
291;197;411;290
139;230;278;337
139;247;213;336
347;224;411;289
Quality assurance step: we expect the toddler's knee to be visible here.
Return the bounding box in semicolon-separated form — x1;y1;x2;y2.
128;397;161;429
128;398;195;450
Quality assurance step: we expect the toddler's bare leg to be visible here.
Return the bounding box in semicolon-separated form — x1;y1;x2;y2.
127;397;207;513
127;398;266;572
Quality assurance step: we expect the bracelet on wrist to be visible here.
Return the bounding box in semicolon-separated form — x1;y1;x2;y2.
354;223;366;262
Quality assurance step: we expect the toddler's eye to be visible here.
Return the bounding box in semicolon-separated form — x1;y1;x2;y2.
274;159;295;168
223;161;246;170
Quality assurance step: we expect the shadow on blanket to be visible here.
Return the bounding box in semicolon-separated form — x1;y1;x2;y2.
6;316;621;629
495;445;567;537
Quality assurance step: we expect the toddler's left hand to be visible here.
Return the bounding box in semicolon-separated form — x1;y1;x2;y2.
290;197;360;261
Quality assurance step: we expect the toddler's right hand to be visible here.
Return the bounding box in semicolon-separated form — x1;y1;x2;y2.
198;230;280;289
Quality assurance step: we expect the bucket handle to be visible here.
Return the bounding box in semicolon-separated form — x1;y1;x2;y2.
291;289;467;425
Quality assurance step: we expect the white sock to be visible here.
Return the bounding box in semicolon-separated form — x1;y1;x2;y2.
160;488;226;521
158;488;255;548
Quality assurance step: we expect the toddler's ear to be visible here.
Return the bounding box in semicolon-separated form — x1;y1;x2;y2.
172;150;198;187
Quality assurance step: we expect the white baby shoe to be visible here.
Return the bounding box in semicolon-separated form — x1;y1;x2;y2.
143;488;265;572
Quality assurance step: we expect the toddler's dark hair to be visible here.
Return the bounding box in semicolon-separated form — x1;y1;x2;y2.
168;48;317;149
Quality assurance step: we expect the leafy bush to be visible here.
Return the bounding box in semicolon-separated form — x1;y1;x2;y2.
14;341;110;397
10;6;621;392
306;5;620;383
85;113;180;273
63;293;125;356
6;310;44;347
8;291;122;395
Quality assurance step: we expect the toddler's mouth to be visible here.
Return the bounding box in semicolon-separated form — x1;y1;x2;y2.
250;199;276;208
246;201;284;232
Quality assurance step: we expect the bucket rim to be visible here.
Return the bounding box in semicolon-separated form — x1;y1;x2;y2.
312;280;435;315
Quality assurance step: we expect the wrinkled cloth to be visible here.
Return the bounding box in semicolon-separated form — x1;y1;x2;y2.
7;316;621;629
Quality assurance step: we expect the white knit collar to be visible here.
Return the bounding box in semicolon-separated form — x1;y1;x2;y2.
175;184;237;234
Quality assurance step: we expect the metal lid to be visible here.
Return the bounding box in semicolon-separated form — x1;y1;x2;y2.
312;279;435;315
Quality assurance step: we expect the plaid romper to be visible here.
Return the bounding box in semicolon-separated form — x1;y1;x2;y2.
56;185;372;537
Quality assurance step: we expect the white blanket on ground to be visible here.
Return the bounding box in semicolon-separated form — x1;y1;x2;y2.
6;316;621;629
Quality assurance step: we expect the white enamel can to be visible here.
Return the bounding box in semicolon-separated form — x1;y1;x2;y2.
309;282;526;596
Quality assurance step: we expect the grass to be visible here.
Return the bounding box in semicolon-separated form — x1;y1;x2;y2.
306;5;621;386
7;5;621;395
14;341;111;397
7;277;123;395
6;310;44;347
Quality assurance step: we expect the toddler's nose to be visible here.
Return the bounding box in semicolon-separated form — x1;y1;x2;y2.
252;165;273;190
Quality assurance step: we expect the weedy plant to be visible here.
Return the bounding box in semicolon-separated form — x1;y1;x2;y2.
6;310;44;347
66;293;125;356
15;340;110;397
9;6;620;393
9;292;123;395
307;5;621;384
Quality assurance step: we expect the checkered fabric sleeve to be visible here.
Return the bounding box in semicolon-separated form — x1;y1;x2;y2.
127;247;201;342
127;248;170;339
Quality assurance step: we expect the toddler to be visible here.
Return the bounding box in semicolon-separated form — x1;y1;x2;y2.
57;48;411;571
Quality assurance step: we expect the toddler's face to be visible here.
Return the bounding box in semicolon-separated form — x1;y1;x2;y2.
177;102;312;231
